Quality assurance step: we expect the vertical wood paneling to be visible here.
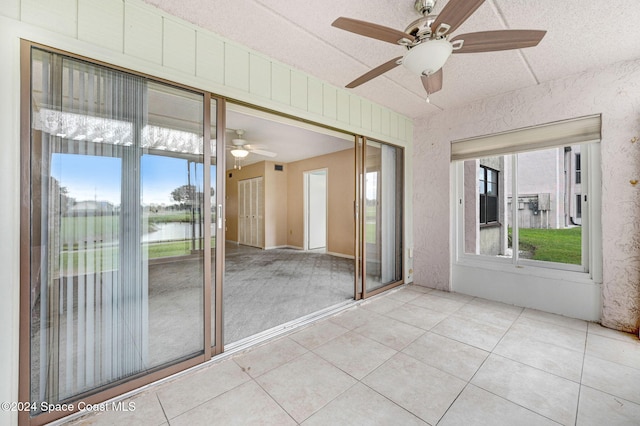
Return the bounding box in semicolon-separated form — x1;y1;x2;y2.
249;54;271;99
16;0;413;146
271;63;290;105
78;0;123;52
398;117;407;141
163;19;196;75
349;96;361;128
389;113;399;139
307;78;323;115
337;91;349;123
371;104;381;134
380;108;390;136
224;44;250;91
124;2;163;64
323;84;337;120
361;101;372;131
22;0;78;37
290;71;307;111
196;31;224;84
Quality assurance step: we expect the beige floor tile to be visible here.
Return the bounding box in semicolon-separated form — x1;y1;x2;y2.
313;331;396;379
362;352;466;425
329;306;384;330
431;315;508;351
73;392;166;426
468;297;524;315
587;322;639;343
471;354;580;425
521;308;587;332
511;317;586;352
439;384;558;426
170;380;295;426
582;355;640;405
408;293;466;314
385;287;423;303
428;289;475;303
156;359;250;419
256;351;357;422
289;319;349;350
233;336;307;378
405;284;433;294
384;302;448;330
494;332;584;381
577;385;640;426
361;296;405;314
586;333;640;369
455;302;521;329
354;316;425;350
402;332;489;381
302;383;427;426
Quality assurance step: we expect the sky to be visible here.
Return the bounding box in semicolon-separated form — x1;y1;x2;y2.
51;153;217;206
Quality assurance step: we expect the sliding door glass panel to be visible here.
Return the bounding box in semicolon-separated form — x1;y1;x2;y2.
29;49;204;412
143;81;205;366
364;140;403;293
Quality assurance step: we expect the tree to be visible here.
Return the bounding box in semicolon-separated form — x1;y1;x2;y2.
170;184;215;207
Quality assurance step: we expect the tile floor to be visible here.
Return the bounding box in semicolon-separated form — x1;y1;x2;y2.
69;285;640;425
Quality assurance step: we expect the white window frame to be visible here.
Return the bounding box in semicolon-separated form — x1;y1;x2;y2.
451;117;602;282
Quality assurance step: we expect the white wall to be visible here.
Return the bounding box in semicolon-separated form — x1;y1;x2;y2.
0;1;414;424
413;57;640;331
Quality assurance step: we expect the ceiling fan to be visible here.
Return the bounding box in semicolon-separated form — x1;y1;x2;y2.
332;0;546;101
227;129;277;169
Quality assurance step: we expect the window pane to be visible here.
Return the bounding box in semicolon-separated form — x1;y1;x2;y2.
464;157;508;256
515;147;581;265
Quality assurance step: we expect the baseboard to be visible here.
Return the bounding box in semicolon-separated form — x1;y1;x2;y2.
326;251;355;260
264;245;291;250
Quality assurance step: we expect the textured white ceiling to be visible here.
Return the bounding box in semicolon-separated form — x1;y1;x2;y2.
143;0;640;120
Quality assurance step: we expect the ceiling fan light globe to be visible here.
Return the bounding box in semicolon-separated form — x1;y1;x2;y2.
402;39;452;76
230;148;249;158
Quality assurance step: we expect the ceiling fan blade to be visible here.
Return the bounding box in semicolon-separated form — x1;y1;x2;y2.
431;0;485;36
451;30;546;53
250;149;277;158
332;17;415;45
421;69;443;95
346;56;402;88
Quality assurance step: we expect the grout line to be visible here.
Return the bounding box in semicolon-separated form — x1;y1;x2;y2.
155;392;170;425
251;375;299;424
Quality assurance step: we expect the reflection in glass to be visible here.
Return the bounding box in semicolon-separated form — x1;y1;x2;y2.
365;140;403;292
29;49;204;412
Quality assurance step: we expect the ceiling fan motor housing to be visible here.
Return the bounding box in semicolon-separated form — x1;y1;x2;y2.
414;0;436;15
402;38;452;76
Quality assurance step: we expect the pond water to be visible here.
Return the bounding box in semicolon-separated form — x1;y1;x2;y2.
143;222;200;243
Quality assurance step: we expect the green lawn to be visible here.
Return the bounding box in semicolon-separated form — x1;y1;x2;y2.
512;227;582;265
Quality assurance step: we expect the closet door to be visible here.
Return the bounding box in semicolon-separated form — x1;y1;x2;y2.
238;177;263;248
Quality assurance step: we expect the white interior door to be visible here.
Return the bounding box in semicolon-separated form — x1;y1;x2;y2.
306;170;327;250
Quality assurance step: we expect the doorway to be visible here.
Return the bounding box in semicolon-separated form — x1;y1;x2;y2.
304;169;328;251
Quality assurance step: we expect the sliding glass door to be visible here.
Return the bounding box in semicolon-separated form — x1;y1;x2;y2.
362;139;404;295
27;48;215;416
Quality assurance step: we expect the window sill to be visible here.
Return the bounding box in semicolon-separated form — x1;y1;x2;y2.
480;222;501;229
454;254;598;285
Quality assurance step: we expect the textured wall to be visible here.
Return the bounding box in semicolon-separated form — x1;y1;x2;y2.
413;58;640;332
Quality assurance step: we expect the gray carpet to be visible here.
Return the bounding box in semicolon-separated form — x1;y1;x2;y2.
223;243;354;343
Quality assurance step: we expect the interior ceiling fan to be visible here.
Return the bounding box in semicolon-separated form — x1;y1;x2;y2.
332;0;546;101
228;129;277;158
